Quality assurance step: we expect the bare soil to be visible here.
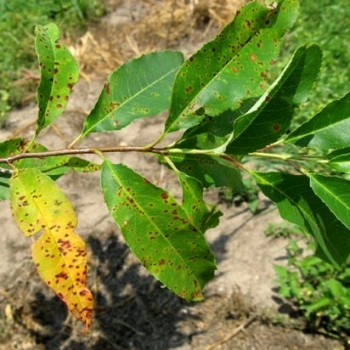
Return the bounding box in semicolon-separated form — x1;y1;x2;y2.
0;1;344;349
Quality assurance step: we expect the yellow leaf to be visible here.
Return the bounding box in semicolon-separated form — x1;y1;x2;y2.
10;169;94;332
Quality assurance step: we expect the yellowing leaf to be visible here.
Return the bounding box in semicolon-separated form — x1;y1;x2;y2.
9;169;93;332
32;229;93;333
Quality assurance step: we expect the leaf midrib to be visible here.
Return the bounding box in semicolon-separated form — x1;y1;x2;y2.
83;65;179;137
106;162;203;283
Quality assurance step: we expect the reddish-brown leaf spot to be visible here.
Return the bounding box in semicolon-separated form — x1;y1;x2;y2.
249;53;257;62
105;83;111;95
161;193;169;200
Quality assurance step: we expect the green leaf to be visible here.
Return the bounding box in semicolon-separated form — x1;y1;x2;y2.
324;279;345;298
174;110;239;151
327;146;350;159
164;0;299;133
226;44;322;154
0;139;25;199
286;91;350;150
81;51;183;137
177;172;222;232
251;171;350;268
101;161;216;301
45;157;101;176
303;297;331;315
0;173;11;200
328;153;350;173
308;173;350;231
35;23;79;133
169;153;244;191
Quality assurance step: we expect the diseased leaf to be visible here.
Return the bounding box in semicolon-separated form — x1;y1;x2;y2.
227;45;322;154
175;111;237;151
45;157;101;175
164;0;299;133
309;173;350;231
169;153;244;191
178;172;222;232
81;51;183;137
251;171;350;268
9;169;94;332
35;23;79;133
101;161;216;301
286;91;350;150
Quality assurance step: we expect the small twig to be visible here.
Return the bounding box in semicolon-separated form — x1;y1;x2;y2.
204;315;257;350
0;145;158;164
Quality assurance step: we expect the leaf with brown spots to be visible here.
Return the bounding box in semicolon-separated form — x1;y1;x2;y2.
80;51;183;138
227;45;322;154
165;0;299;133
178;172;222;232
35;23;79;134
101;161;216;301
9;168;93;332
168;152;244;192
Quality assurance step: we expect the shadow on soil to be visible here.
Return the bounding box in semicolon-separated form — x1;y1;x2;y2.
12;231;200;350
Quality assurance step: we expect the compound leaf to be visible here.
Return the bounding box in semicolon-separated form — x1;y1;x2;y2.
101;161;216;301
9;169;93;332
251;171;350;268
286;91;350;150
165;0;299;133
227;44;322;154
81;51;183;137
35;23;79;134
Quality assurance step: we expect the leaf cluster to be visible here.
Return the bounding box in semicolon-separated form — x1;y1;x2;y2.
1;0;350;332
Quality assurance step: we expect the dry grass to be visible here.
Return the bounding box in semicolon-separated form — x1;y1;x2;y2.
68;0;247;78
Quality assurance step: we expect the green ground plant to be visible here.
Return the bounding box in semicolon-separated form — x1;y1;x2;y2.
0;0;106;121
275;238;350;342
1;0;350;333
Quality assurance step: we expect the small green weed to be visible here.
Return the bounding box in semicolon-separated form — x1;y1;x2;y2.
275;239;350;342
264;221;303;239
